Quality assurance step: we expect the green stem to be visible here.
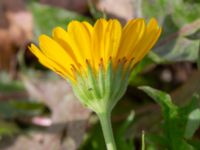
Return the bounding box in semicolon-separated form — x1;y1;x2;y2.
142;130;145;150
98;112;117;150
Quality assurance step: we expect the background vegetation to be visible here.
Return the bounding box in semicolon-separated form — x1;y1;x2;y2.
0;0;200;149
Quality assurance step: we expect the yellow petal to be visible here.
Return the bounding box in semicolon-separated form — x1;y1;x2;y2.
82;21;93;36
29;44;74;80
130;18;161;67
93;18;108;71
104;19;122;66
67;21;92;70
39;34;76;74
52;27;79;66
117;19;145;60
136;20;161;61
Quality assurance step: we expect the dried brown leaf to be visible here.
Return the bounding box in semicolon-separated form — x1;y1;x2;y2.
96;0;141;22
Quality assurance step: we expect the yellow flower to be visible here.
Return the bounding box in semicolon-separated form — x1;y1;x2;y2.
30;18;161;80
29;18;161;113
29;18;161;150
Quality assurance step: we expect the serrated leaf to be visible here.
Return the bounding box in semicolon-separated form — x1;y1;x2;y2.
138;86;177;111
139;86;194;150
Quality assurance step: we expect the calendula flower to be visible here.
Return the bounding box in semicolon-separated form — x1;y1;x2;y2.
29;18;161;150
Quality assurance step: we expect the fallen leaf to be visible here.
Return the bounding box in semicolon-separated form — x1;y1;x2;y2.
95;0;141;23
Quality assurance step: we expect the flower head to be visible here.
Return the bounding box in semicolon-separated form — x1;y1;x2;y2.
29;18;161;113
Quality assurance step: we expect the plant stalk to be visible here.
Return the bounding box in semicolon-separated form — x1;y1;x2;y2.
98;112;117;150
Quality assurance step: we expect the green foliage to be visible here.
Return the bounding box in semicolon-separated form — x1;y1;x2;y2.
0;121;20;137
0;73;24;93
115;111;135;150
186;29;200;40
0;81;24;93
88;0;105;19
0;100;47;119
197;42;200;70
142;0;200;62
139;86;200;150
129;57;153;85
1;1;200;149
79;116;106;150
28;3;92;41
184;109;200;138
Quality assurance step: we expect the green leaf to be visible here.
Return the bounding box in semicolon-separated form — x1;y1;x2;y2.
79;116;106;150
179;94;200;115
0;100;46;119
129;56;153;84
0;73;24;93
115;111;135;150
146;134;167;149
0;121;19;137
154;16;200;62
88;0;105;19
188;139;200;149
139;86;178;149
142;0;200;62
139;86;194;150
184;108;200;138
138;86;177;111
178;94;200;139
197;42;200;70
186;29;200;40
0;81;24;93
143;0;200;29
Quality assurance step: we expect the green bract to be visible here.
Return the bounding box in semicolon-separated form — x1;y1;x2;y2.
71;60;130;114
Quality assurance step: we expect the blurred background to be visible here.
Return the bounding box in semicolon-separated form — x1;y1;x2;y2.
0;0;200;149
